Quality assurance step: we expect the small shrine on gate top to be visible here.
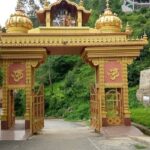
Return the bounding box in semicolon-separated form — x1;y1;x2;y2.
0;0;148;134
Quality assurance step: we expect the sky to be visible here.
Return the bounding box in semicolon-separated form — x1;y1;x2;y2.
0;0;56;27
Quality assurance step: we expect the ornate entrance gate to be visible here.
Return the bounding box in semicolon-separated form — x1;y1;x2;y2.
105;88;123;126
32;85;44;134
0;0;148;134
7;90;15;128
90;85;100;132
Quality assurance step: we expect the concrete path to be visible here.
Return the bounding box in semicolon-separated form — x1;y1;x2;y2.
0;119;150;150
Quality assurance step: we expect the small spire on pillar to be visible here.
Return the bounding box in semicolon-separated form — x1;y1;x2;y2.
125;22;133;35
106;0;110;9
143;31;148;41
79;0;84;6
44;0;49;7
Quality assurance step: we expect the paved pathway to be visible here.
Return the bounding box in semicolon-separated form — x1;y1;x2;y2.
0;119;150;150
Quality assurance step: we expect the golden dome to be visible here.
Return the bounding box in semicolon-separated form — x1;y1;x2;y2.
95;8;122;33
6;10;33;33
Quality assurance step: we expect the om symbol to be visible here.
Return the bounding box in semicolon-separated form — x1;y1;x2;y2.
11;69;24;82
108;68;120;80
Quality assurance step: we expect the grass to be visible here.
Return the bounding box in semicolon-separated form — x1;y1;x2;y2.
129;87;150;129
129;86;142;108
134;144;147;149
131;107;150;129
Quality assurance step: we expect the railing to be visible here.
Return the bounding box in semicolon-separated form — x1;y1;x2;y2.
32;84;44;134
122;0;150;12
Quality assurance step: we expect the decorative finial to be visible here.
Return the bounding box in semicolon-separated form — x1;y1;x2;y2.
126;22;129;26
125;22;133;35
143;31;148;40
106;0;110;9
44;0;49;7
79;0;84;6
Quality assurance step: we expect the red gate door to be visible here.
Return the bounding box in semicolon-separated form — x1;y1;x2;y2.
32;85;44;134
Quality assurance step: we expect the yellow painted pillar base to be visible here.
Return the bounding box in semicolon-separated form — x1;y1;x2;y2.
25;113;30;129
1;115;9;130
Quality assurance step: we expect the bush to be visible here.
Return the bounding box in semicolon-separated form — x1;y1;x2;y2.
129;87;143;108
131;108;150;128
43;58;94;120
14;90;26;116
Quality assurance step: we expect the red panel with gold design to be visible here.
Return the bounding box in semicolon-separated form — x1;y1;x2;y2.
8;63;26;85
104;60;123;83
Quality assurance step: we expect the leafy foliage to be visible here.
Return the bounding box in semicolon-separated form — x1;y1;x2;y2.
36;56;80;85
131;108;150;128
43;58;94;120
14;90;26;116
128;87;143;108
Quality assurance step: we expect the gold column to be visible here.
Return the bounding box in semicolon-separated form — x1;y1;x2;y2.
96;64;102;132
1;60;9;129
92;59;104;132
122;58;132;125
98;59;106;128
25;61;32;130
25;60;38;133
77;11;82;27
46;11;51;27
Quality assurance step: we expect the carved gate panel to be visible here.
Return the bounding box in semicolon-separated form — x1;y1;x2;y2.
7;90;15;128
105;88;123;125
90;85;100;131
32;85;44;134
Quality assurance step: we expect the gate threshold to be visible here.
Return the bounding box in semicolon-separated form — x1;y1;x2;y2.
0;120;30;141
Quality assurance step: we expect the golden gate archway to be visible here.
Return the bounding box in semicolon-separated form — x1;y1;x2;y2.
0;0;148;134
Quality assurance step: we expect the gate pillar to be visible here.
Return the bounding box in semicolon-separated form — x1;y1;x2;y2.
0;48;46;132
89;58;106;131
1;60;9;129
82;46;145;132
122;58;133;125
1;61;15;129
25;61;39;130
84;56;133;131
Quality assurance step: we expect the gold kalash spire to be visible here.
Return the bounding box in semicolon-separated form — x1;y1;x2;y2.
106;0;109;9
95;0;122;33
5;0;33;33
79;0;84;6
44;0;49;7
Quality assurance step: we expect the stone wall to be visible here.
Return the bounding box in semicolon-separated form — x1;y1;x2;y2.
136;69;150;105
139;69;150;89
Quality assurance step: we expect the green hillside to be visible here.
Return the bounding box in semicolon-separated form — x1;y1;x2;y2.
36;56;95;120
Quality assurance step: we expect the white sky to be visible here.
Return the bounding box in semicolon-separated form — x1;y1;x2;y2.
0;0;56;27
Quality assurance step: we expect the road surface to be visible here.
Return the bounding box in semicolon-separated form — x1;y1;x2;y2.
0;119;150;150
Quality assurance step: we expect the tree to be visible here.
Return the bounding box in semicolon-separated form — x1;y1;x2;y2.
16;0;46;17
16;0;28;11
